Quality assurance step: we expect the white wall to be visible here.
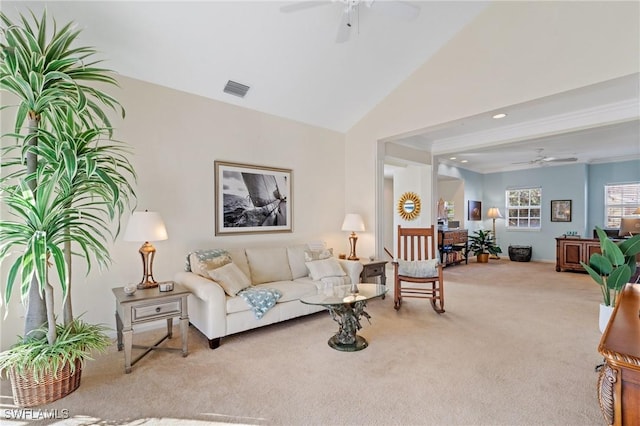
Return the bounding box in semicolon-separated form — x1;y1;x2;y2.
345;1;640;257
0;77;347;349
392;165;433;255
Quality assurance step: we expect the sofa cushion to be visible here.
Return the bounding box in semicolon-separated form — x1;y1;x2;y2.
305;257;346;281
187;249;232;277
287;244;309;280
208;262;251;296
226;280;317;314
246;248;293;284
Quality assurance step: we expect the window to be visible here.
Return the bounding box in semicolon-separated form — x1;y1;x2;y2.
604;182;640;228
506;187;541;229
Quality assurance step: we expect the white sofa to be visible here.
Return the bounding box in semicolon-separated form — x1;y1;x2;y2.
174;245;363;349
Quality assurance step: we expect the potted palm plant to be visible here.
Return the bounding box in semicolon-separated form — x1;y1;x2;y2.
468;229;501;263
580;227;640;332
0;10;136;406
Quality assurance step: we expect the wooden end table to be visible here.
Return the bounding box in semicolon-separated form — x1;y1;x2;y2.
360;259;388;299
112;283;190;373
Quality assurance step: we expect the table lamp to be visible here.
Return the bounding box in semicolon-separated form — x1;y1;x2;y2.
486;207;503;259
124;211;168;289
342;213;365;261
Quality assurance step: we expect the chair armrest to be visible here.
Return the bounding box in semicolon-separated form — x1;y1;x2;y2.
337;259;364;284
174;271;225;303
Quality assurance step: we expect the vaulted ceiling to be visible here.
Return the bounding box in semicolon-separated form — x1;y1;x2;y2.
2;1;638;173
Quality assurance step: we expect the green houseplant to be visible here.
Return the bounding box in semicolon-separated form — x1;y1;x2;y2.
580;227;640;332
581;227;640;307
468;229;502;263
0;10;135;406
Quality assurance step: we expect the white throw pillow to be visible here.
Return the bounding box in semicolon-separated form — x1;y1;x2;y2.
305;258;346;281
208;263;251;296
397;259;439;278
304;248;333;262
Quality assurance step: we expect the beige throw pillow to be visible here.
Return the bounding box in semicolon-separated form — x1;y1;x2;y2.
304;248;333;262
208;263;251;296
305;258;346;281
189;250;232;277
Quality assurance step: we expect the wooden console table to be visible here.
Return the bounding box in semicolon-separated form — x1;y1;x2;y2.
598;283;640;425
555;237;601;272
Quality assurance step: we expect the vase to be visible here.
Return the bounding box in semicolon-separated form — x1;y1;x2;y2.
599;303;614;333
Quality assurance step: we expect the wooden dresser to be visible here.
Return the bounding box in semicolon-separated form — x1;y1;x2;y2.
598;284;640;425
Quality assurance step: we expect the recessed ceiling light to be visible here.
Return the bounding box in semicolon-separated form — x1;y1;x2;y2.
492;113;507;119
449;156;456;160
461;160;468;163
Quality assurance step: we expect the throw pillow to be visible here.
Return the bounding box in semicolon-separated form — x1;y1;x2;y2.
304;248;333;262
397;259;439;278
208;262;251;296
188;249;232;277
305;257;346;281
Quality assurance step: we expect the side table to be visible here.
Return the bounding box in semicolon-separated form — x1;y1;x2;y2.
360;260;388;299
112;283;190;373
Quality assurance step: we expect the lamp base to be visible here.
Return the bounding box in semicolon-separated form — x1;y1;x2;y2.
137;242;159;289
137;280;158;290
347;232;359;261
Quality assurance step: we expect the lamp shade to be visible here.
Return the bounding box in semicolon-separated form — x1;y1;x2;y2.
341;213;365;232
124;211;168;242
487;207;503;219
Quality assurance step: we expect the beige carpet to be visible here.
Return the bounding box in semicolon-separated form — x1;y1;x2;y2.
1;259;606;425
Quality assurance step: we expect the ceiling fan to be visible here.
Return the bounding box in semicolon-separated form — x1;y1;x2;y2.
280;0;420;43
513;148;578;166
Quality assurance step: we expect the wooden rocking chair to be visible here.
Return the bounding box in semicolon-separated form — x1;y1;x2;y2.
393;225;445;313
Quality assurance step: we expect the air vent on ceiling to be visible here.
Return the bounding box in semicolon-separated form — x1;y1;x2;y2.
223;80;250;98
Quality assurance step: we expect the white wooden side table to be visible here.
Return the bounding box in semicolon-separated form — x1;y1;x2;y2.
112;283;190;373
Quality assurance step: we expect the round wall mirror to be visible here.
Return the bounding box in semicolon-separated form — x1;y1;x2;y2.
397;192;421;221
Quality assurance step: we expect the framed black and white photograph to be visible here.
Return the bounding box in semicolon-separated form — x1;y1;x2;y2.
215;161;292;235
468;200;482;221
551;199;572;222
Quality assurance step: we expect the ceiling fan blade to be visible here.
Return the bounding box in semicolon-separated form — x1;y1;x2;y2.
544;157;578;163
372;0;421;20
335;10;351;43
280;1;329;13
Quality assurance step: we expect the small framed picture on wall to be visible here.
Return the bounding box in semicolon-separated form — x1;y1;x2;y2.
468;200;482;221
551;200;572;222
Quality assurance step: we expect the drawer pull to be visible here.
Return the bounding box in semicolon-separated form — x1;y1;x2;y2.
156;307;161;313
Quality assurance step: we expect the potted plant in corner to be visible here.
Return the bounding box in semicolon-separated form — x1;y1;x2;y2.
580;227;640;333
468;229;502;263
0;10;136;407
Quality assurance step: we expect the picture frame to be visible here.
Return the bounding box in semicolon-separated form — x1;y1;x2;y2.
551;199;572;222
215;161;292;235
468;200;482;221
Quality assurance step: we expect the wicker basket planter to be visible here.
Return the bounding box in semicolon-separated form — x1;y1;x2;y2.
8;358;82;408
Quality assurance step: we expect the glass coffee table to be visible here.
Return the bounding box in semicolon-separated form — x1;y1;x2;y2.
300;283;387;352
